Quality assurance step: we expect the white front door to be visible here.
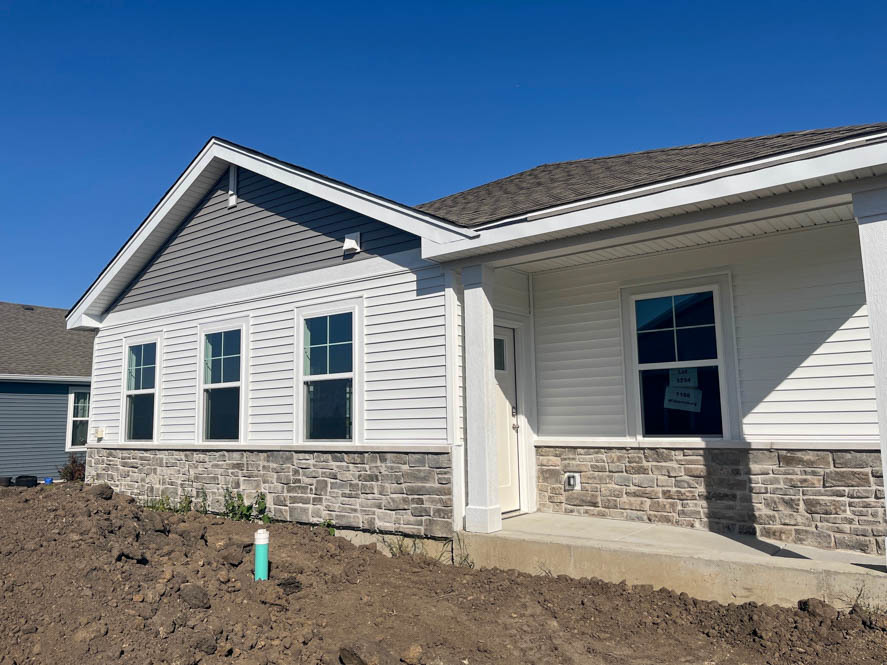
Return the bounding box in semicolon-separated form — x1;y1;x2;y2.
493;326;520;514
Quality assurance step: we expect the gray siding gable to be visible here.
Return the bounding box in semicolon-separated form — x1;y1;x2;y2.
111;168;420;312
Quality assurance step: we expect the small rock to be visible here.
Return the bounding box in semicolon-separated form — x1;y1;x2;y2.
72;622;108;644
220;545;245;567
339;647;368;665
179;583;211;610
401;643;422;665
799;598;838;621
278;577;303;595
87;484;114;501
191;630;217;655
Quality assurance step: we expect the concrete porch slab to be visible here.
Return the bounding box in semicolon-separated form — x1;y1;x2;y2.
459;512;887;611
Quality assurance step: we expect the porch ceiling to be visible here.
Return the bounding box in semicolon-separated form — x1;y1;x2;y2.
499;202;856;273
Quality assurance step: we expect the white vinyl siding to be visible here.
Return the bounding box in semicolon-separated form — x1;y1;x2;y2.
533;223;876;444
87;253;450;447
492;268;531;315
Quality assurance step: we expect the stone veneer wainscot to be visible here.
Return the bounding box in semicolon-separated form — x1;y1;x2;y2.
537;447;886;555
87;449;453;538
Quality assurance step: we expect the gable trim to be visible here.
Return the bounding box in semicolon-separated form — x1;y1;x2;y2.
67;138;475;330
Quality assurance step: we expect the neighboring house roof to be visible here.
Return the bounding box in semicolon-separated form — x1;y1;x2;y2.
0;302;95;378
416;122;887;227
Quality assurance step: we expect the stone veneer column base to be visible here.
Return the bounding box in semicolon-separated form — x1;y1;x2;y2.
536;447;886;555
86;449;453;538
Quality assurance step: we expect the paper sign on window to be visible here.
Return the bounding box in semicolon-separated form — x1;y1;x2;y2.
664;386;702;413
669;367;698;388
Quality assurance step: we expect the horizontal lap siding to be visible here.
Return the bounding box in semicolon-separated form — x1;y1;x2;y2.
0;382;84;478
90;261;449;445
112;168;420;312
532;223;876;442
160;324;199;441
534;276;625;437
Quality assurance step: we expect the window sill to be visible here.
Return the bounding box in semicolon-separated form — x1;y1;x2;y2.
86;441;453;453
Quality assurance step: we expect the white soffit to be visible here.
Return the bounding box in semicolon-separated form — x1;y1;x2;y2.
514;204;856;273
67;139;475;329
422;134;887;262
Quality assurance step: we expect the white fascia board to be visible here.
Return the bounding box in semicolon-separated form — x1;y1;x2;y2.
0;374;91;384
67;143;222;330
213;142;476;245
423;133;887;261
67;139;476;331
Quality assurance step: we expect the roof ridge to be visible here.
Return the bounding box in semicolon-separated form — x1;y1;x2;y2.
0;301;66;312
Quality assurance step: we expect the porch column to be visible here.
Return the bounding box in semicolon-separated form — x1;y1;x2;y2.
462;264;502;533
852;188;887;561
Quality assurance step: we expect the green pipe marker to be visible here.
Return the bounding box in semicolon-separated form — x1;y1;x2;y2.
254;528;269;581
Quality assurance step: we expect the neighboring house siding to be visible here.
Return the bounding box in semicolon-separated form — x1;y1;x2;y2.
533;222;875;443
89;254;450;446
0;382;84;478
112;167;421;312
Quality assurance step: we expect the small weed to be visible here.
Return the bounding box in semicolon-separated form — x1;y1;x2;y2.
196;488;208;515
310;519;336;535
143;493;193;514
223;488;270;522
381;535;422;557
449;533;475;569
58;453;85;482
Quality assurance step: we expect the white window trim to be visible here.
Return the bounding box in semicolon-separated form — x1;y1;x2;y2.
620;273;742;443
295;297;364;445
65;385;91;452
120;332;162;443
197;318;250;443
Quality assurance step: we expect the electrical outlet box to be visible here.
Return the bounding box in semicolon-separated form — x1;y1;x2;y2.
94;426;105;440
564;472;581;491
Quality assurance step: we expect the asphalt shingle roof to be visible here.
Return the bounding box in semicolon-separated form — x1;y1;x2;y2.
416;122;887;227
0;302;95;377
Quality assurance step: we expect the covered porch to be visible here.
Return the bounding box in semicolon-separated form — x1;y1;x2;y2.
449;171;887;561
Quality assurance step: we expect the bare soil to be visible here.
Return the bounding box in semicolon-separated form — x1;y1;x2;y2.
1;484;886;665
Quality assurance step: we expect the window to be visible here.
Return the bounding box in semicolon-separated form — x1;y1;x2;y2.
632;289;725;437
67;388;90;449
303;312;353;440
203;329;241;441
126;342;156;440
494;337;507;372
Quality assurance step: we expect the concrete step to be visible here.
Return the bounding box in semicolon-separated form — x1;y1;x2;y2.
459;512;887;611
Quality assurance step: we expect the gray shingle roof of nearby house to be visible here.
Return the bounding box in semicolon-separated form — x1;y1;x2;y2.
0;302;95;377
416;122;887;227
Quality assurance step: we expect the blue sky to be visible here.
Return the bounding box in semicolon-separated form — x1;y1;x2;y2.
1;1;886;308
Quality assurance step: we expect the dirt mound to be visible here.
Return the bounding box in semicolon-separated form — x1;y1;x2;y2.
0;484;885;664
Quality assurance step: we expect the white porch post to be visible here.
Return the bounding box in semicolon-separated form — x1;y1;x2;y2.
853;188;887;561
462;264;502;533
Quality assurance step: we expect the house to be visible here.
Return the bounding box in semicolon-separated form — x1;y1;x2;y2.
1;302;95;480
68;124;887;555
